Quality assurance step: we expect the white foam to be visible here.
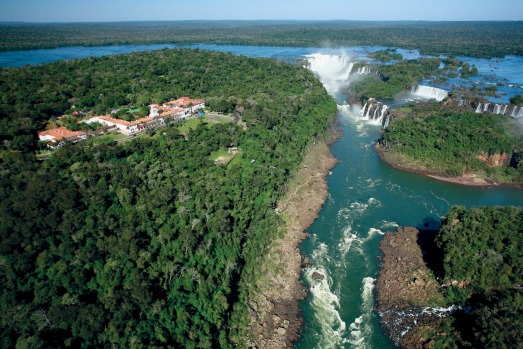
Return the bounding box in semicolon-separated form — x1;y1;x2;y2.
367;228;385;239
380;220;399;229
368;197;381;207
337;226;362;257
304;267;347;348
363;178;382;189
312;242;332;265
350;201;369;212
347;277;376;348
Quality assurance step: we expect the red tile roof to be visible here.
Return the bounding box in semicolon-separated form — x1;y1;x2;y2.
38;127;86;141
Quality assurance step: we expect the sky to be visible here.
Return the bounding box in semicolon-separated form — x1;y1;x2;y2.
0;0;522;22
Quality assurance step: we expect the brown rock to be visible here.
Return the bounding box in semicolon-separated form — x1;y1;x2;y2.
311;271;325;280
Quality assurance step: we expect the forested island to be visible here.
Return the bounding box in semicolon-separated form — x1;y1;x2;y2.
0;48;337;348
376;103;523;186
377;206;523;348
1;21;523;58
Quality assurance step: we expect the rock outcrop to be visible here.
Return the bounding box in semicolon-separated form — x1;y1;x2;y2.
376;227;448;348
247;140;338;349
476;152;510;167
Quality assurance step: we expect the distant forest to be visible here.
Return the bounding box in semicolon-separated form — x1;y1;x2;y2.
1;21;522;58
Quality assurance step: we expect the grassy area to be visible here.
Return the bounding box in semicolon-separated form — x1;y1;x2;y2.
209;148;231;161
176;117;207;133
83;132;129;144
213;117;231;124
228;153;243;166
210;147;243;166
106;132;129;141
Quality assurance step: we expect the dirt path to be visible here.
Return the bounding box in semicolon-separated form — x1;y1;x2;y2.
247;141;338;349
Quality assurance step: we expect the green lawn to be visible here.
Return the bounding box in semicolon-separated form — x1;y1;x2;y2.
209;148;243;166
228;152;243;166
107;132;129;141
177;118;206;133
209;148;231;161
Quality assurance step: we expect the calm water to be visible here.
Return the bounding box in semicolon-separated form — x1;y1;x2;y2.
2;44;522;348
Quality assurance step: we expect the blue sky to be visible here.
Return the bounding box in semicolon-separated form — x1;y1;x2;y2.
0;0;522;22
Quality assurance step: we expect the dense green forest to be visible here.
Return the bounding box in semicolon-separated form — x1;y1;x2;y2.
1;21;522;58
377;103;523;184
0;49;337;348
0;48;327;153
429;206;523;348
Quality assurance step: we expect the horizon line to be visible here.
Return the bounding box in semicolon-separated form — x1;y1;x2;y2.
1;19;522;25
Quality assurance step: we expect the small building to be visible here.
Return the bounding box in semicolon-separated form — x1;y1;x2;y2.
38;127;87;148
86;115;166;135
161;97;206;117
228;147;239;154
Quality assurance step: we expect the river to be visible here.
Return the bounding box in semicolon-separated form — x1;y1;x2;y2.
2;44;522;348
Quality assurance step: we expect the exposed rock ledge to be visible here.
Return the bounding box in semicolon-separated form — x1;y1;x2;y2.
377;227;447;349
247;139;338;349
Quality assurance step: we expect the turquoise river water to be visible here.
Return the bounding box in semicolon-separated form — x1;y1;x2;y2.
2;44;522;348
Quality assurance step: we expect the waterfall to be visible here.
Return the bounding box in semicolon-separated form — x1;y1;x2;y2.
383;114;391;127
475;103;483;113
361;102;368;116
359;99;391;127
411;85;449;102
306;53;354;93
357;66;371;74
475;102;522;118
511;106;523;118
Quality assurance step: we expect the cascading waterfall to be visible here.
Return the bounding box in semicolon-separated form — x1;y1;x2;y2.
411;85;449;101
475;102;523;118
359;99;391;127
306;53;354;93
357;66;371;74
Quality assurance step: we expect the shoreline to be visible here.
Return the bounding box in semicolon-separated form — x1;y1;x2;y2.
374;144;522;189
247;131;339;348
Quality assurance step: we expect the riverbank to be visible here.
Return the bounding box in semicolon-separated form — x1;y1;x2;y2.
374;144;512;188
376;227;446;348
247;135;339;348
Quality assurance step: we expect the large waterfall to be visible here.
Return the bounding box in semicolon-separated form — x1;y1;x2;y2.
411;85;449;102
359;98;391;127
306;53;354;93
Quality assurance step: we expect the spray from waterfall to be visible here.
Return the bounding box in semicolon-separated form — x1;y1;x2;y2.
306;52;355;94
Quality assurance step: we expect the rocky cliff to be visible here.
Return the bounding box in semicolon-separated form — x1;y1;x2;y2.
376;227;449;349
